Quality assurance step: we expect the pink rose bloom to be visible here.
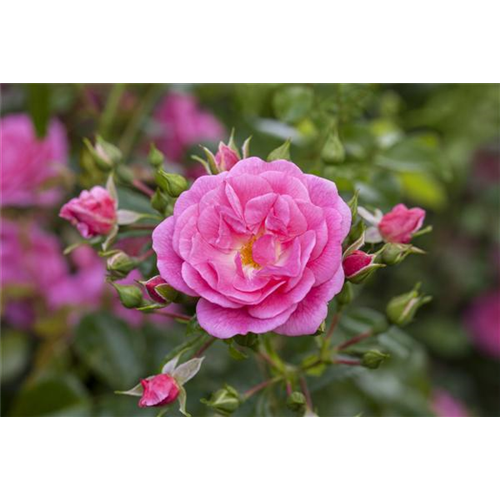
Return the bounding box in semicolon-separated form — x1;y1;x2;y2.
60;187;117;238
138;374;180;408
0;114;68;207
464;290;500;358
342;250;374;279
215;142;239;172
432;390;469;417
153;157;351;338
378;204;426;244
154;92;225;162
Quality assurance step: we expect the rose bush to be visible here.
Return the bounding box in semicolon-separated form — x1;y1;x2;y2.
153;157;351;338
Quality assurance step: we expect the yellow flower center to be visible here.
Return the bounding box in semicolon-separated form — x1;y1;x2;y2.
240;236;261;269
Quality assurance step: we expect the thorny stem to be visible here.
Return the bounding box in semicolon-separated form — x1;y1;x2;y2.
132;179;155;197
335;330;373;351
244;377;281;400
194;338;216;358
300;376;313;411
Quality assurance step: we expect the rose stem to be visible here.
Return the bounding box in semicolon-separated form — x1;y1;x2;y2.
335;358;362;366
152;310;191;321
132;179;155;197
325;312;341;341
193;338;216;358
286;381;293;396
244;377;280;400
335;330;373;351
299;376;313;411
137;248;155;261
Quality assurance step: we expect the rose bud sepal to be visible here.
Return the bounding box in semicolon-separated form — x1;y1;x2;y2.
140;275;178;305
386;283;432;326
381;243;425;266
155;169;188;197
362;350;390;369
201;384;240;416
106;251;137;279
112;283;144;309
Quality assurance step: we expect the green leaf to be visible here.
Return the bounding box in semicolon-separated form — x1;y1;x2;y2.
26;84;51;138
400;171;447;210
228;344;248;360
10;375;90;417
273;85;314;123
74;313;145;389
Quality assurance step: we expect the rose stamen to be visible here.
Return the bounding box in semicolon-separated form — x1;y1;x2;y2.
240;236;261;269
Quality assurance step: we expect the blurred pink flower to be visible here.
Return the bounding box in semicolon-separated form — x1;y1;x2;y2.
154;92;225;162
153;157;351;338
464;290;500;358
0;114;68;207
379;204;425;244
138;374;180;408
60;187;117;238
432;390;469;417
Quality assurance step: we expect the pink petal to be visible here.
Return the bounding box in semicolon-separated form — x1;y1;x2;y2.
152;217;196;296
274;267;345;336
196;299;297;339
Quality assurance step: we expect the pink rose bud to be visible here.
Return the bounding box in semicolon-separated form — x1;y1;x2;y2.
143;275;178;304
215;142;239;172
378;204;426;244
138;374;180;408
59;186;117;238
343;250;373;278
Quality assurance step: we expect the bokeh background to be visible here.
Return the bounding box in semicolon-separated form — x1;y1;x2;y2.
1;83;499;416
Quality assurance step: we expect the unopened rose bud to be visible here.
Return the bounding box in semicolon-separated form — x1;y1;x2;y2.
201;385;240;416
138;374;180;408
112;283;144;309
386;285;432;326
362;350;390;369
59;186;117;238
151;188;169;215
142;275;178;304
155;170;188;197
215;142;240;172
342;250;383;284
84;136;122;170
379;204;426;244
286;391;307;412
382;243;424;265
107;251;137;279
148;144;164;169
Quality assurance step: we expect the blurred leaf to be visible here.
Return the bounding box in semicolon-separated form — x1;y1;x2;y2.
273;86;314;124
0;331;30;384
400;171;447;210
26;84;51;138
10;375;90;417
74;313;145;389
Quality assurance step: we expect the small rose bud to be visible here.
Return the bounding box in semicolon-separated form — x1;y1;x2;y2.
382;243;424;265
336;282;353;306
112;283;144;309
59;186;117;238
155;170;188;197
201;384;240;416
343;250;382;283
107;251;137;279
286;391;307;412
151;188;169;215
84;136;123;170
362;350;390;369
386;285;432;326
378;204;426;244
148;143;164;169
138;374;180;408
142;275;178;304
215;142;240;172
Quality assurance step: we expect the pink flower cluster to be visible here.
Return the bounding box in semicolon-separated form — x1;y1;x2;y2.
153;157;351;338
154;92;225;162
1;114;68;207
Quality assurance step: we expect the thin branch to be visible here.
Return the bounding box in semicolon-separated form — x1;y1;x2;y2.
336;330;372;351
244;377;280;399
132;179;155;197
194;338;216;358
325;312;341;341
299;376;313;411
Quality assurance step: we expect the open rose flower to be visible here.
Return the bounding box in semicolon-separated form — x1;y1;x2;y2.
60;187;117;238
378;204;426;244
153;157;351;338
138;374;180;408
1;113;68;207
